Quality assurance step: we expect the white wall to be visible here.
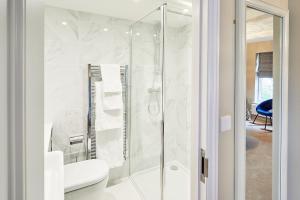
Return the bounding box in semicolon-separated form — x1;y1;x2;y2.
45;6;132;164
288;0;300;199
165;24;193;168
219;0;235;199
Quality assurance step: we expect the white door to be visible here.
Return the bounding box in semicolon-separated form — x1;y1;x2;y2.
192;0;220;200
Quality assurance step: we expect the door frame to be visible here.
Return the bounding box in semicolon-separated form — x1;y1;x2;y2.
3;0;27;199
2;0;44;200
191;0;220;200
235;0;289;200
1;0;221;200
0;0;9;199
192;0;220;199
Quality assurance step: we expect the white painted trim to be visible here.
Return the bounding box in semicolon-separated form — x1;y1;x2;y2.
206;0;220;199
279;11;289;200
5;0;44;199
200;0;209;198
0;0;8;199
8;0;26;199
25;0;44;200
191;0;202;199
235;0;247;199
191;0;220;199
235;1;289;200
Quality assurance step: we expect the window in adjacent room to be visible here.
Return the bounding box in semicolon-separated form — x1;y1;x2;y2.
255;52;273;103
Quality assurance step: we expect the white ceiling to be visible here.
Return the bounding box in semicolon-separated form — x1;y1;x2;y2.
247;8;274;43
44;0;192;27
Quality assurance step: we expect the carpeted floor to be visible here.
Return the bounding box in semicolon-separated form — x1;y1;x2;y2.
246;120;272;200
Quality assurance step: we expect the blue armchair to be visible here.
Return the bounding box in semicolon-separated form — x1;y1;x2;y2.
252;99;272;130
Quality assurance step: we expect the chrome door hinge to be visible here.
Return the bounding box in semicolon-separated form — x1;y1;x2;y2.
200;148;208;183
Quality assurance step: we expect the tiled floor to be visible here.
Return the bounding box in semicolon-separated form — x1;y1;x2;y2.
102;161;190;200
246;121;272;200
102;180;141;200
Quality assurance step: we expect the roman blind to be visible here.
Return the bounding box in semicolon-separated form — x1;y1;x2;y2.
256;52;273;78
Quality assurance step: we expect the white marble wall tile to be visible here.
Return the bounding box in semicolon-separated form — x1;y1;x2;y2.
165;24;193;168
45;6;192;173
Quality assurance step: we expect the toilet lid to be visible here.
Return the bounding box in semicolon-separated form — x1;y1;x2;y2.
64;159;109;193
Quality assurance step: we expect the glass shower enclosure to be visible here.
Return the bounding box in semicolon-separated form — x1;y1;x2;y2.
130;4;165;200
128;3;192;200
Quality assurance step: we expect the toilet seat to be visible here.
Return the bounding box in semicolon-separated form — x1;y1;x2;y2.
64;159;109;193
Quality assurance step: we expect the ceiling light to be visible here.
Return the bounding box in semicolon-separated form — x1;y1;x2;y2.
183;9;189;13
61;21;68;26
177;0;192;7
136;32;140;36
125;31;129;34
153;34;157;37
103;28;109;32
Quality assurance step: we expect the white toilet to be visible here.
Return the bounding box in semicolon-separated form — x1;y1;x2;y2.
44;123;109;200
64;159;109;200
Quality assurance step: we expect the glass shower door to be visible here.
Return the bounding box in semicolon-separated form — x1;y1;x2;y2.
129;5;164;200
163;7;192;200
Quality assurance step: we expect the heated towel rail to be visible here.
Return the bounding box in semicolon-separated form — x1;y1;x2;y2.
87;64;129;160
